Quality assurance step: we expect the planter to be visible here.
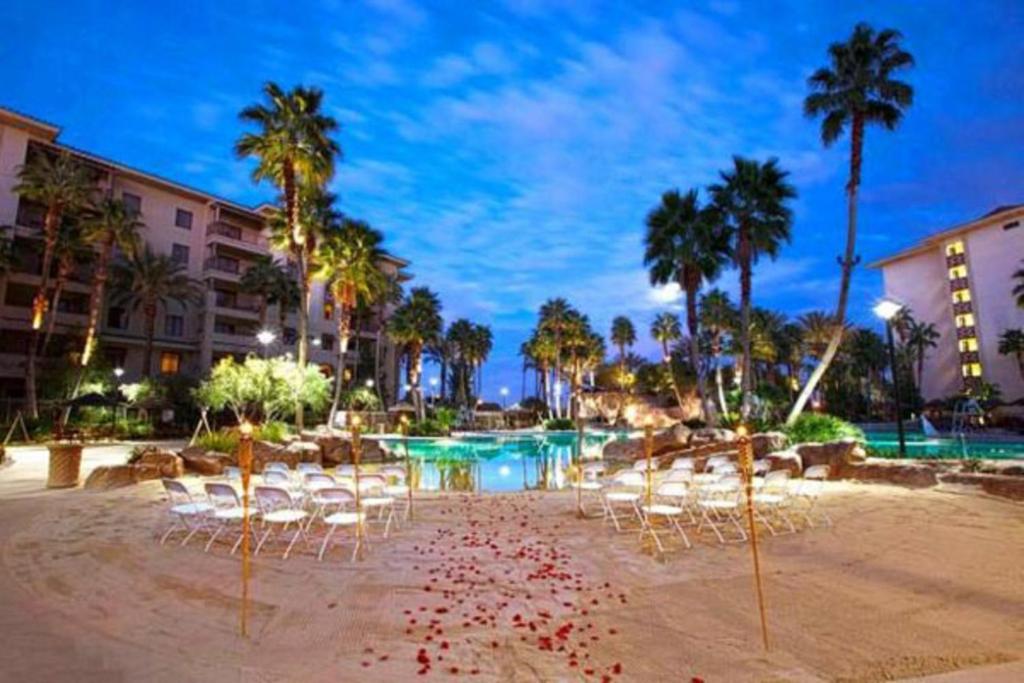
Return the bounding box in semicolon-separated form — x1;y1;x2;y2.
47;442;84;489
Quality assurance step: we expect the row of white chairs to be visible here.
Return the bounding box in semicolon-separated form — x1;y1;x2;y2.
160;464;411;562
578;459;832;553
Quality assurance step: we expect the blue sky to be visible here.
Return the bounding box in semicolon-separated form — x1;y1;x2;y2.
2;1;1022;400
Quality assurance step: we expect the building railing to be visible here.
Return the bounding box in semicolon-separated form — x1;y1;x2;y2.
949;277;970;292
955;326;977;340
959;350;981;364
207;221;268;248
213;292;262;313
951;301;973;316
204;257;243;275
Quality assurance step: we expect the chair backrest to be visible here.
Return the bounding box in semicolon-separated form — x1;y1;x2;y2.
764;470;791;489
304;472;336;488
297;463;324;475
223;466;241;480
316;486;356;506
380;465;406;482
752;460;771;476
712;461;737;475
657;481;689;498
358;474;387;492
719;475;742;490
664;468;693;484
614;470;646;488
263;470;290;486
798;478;824;498
162;478;193;504
671;457;695;470
704;456;727;472
205;482;240;508
804;465;830;480
582;462;605;480
632;458;659;471
265;461;290;473
254;486;294;513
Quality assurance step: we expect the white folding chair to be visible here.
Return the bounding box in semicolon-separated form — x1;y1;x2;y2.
380;465;410;521
752;471;796;535
355;474;396;537
265;461;290;473
695;477;747;544
297;463;324;476
203;482;253;553
639;481;693;553
159;479;213;546
793;478;832;528
601;470;645;532
254;486;310;559
752;459;771;476
670;457;695;471
335;464;356;478
632;457;660;471
316;487;366;561
659;470;697;523
223;466;241;481
704;455;729;472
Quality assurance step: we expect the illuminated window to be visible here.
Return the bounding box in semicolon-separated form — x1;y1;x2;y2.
956;314;975;328
948;265;967;280
323;301;334;320
945;241;965;256
960;363;983;378
160;352;181;375
952;290;972;303
959;338;979;352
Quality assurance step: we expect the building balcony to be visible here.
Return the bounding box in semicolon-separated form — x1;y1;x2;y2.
949;277;970;293
955;326;978;340
952;301;973;316
945;252;966;267
203;256;248;281
959;350;981;364
206;221;269;255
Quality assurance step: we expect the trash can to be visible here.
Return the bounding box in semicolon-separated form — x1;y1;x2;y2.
47;441;84;488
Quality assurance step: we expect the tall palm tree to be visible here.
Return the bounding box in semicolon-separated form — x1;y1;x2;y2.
539;298;573;418
905;319;940;390
1013;261;1024;309
774;322;806;402
78;197;141;368
315;218;387;427
112;247;202;377
609;315;635;390
240;255;289;329
236;82;339;428
710;156;796;420
998;329;1024;382
797;311;839;360
42;218;92;353
644;188;729;424
13;149;95;417
387;287;442;419
789;23;915;425
524;328;557;415
699;288;736;416
426;334;454;402
650;312;686;413
469;323;493;397
446;319;475;407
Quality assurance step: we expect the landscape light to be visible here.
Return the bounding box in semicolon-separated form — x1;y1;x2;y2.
872;298;903;321
365;379;375;388
256;329;276;346
113;367;125;378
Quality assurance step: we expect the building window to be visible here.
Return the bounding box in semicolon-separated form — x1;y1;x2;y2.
1003;221;1020;231
283;327;297;345
959;338;979;353
15;198;46;229
107;306;127;329
955;313;975;328
165;315;184;337
160;352;181;375
953;290;972;303
945;241;965;256
3;283;35;307
321;334;335;351
104;347;127;369
213;320;237;335
948;265;967;280
961;363;982;378
122;192;142;216
175;209;193;230
171;244;190;265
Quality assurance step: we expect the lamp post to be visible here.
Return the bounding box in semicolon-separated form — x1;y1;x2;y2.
256;329;276;358
874;298;907;458
738;425;770;651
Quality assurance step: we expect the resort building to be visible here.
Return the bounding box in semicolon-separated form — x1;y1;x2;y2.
870;204;1024;402
0;106;410;405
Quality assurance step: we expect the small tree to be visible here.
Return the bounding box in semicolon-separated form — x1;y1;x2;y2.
194;355;330;425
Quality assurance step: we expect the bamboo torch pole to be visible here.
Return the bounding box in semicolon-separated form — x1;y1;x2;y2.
738;425;770;651
352;414;365;561
575;401;584;518
238;419;254;637
400;415;413;522
640;419;655;555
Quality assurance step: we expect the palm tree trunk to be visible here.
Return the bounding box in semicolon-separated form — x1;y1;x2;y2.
79;241;114;370
714;347;728;416
440;357;447;401
916;347;924;391
24;205;62;418
328;305;350;430
739;231;753;421
788;115;864;425
684;275;715;426
142;303;157;377
294;251;312;431
410;343;425;420
41;271;68;353
663;340;687;416
554;335;562;418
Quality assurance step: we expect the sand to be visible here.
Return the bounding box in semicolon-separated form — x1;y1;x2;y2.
0;445;1022;682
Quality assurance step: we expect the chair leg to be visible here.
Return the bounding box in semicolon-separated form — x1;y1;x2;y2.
159;520;178;545
255;527;274;556
230;527;246;555
205;523;225;553
282;527;303;560
671;517;692;549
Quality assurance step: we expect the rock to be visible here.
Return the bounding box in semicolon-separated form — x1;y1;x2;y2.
977;460;1024;477
939;472;1024;501
836;460;939;488
766;450;803;477
133;463;162;482
752;432;788;458
794;439;859;471
137;449;184;478
688;428;737;447
179;447;231;476
84;465;140;491
850;445;868;464
251;441;299;473
318;436;351;466
285;441;322;463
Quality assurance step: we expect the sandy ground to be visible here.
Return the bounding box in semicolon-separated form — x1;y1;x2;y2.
0;444;1022;683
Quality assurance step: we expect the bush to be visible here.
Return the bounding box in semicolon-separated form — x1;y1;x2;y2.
433;407;457;431
256;420;291;444
340;387;382;411
784;413;864;445
408;419;448;437
544;417;576;431
197;429;240;454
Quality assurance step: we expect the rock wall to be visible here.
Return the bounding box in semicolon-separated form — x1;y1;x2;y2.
578;392;701;427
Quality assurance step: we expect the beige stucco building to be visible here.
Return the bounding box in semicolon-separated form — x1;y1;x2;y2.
870;205;1023;402
0;106;409;405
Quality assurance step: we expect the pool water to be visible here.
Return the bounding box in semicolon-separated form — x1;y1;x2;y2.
864;432;1024;460
379;432;624;493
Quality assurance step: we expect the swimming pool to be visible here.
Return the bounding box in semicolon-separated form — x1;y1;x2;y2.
864;432;1024;460
379;432;625;493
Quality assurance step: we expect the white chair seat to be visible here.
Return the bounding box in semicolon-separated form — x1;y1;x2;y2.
305;480;335;492
324;511;365;526
263;509;308;524
213;507;248;521
361;497;393;507
754;493;785;505
605;492;640;502
702;482;738;494
642;504;683;516
172;502;213;515
578;481;603;491
699;500;739;510
383;485;409;496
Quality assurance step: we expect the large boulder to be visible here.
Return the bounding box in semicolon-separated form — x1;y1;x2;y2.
251;441;299;473
137;449;184;479
766;449;803;477
318;435;351;466
752;432;788;458
179;447;231;476
939;472;1024;501
837;460;939;488
84;465;140;491
794;439;860;473
688;427;737;447
285;441;322;463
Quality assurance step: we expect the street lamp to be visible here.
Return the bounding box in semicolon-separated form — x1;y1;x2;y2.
113;367;125;379
364;379;375;389
256;329;276;357
429;376;439;401
874;297;907;458
499;386;509;409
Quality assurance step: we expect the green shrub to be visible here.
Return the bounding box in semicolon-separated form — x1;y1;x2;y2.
544;418;576;431
197;429;239;454
408;419;448;437
256;420;291;444
784;413;864;445
340;387;382;411
117;417;154;439
433;407;457;430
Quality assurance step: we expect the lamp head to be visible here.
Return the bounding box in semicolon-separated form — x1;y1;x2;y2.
256;329;276;346
350;414;362;428
113;367;125;378
873;298;903;322
238;420;254;438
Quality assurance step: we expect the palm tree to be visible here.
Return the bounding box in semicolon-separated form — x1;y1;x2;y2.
539;298;573;418
387;287;443;419
13;149;95;417
998;329;1024;382
236;82;340;428
797;311;839;360
524;329;557;415
468;323;493;397
112;247;202;377
650;312;687;413
315;218;388;428
700;289;737;415
644;188;729;424
446;319;476;407
774;322;805;402
710;156;796;420
426;334;455;402
78;197;141;368
1013;261;1024;309
609;315;636;392
905;319;940;389
240;255;289;329
42;218;92;353
789;23;915;425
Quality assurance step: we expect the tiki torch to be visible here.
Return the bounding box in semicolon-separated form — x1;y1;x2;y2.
238;419;254;637
738;425;770;651
351;414;365;561
400;414;413;522
641;418;655;555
